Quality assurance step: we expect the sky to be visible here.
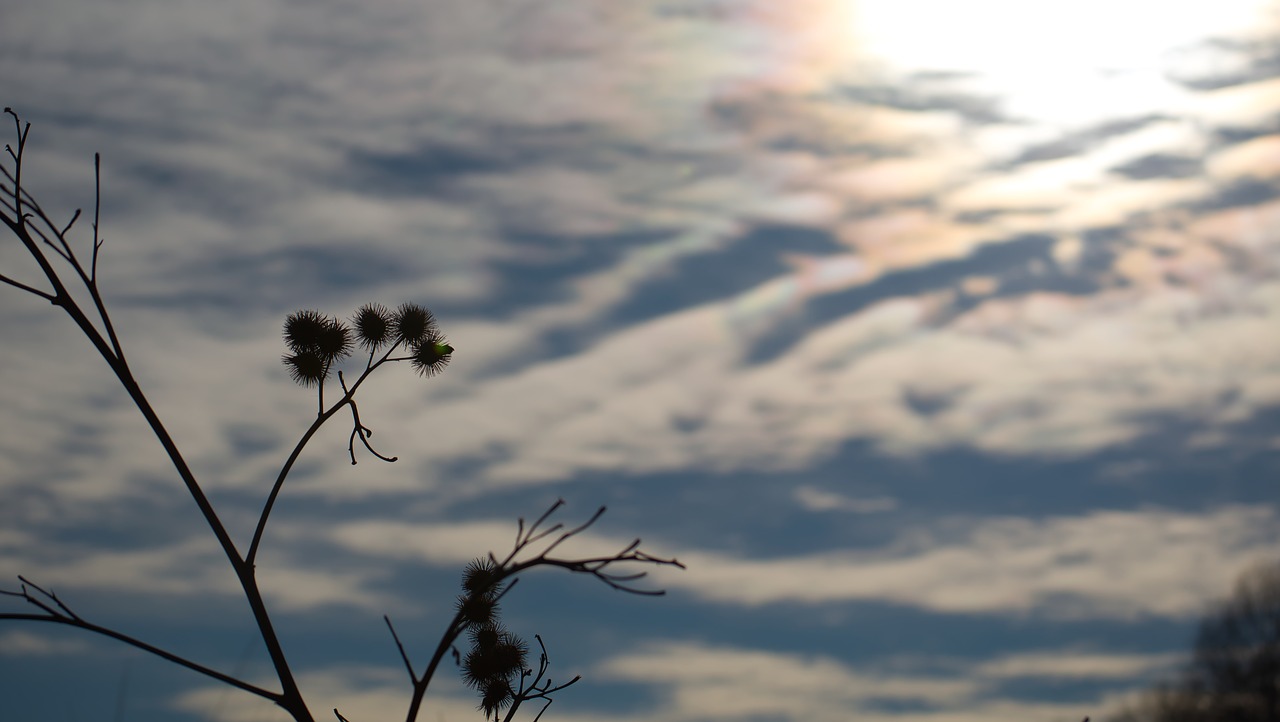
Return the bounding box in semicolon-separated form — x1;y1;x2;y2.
1;1;1279;721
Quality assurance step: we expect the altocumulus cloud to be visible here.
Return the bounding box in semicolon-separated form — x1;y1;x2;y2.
594;641;1154;722
652;506;1277;617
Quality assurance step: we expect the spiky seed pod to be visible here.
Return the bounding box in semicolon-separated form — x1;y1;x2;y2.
462;633;527;690
314;318;353;362
462;558;501;598
472;625;501;650
352;303;393;351
467;621;519;651
283;310;330;353
456;592;499;627
394;303;437;344
283;310;352;365
283;351;327;387
489;633;528;673
478;677;514;719
410;333;453;377
462;647;496;689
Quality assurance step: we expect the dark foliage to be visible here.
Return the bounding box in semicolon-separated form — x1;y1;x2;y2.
1109;560;1280;722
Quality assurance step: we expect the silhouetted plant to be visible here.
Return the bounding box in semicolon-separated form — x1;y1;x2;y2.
0;107;683;722
1106;560;1280;722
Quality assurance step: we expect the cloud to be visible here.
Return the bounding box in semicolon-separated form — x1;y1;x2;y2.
603;642;975;722
597;641;1145;722
325;505;1277;620
371;259;1280;491
329;518;522;567
172;664;481;722
793;485;898;514
0;514;401;614
170;642;1159;722
0;629;94;656
4;0;1279;517
1207;134;1280;182
656;506;1277;618
4;3;1280;721
972;649;1182;681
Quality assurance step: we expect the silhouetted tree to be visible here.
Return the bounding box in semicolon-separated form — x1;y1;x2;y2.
0;107;683;722
1109;560;1280;722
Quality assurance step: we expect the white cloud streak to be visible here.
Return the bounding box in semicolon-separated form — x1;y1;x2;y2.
324;505;1277;619
596;641;1156;722
658;506;1278;617
3;2;1279;720
0;629;95;656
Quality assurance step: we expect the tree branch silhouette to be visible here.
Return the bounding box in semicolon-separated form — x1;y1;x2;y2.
1;106;316;721
0;107;681;722
1107;560;1280;722
402;500;683;722
1;578;279;702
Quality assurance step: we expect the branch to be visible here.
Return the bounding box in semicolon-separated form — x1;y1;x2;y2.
247;342;404;566
403;611;468;722
0;270;56;301
385;615;417;685
2;108;317;722
0;581;280;703
248;408;337;567
343;371;397;465
500;502;685;595
91;153;102;282
502;635;580;722
404;503;683;722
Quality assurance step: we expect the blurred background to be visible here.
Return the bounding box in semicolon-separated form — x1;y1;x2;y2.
1;1;1278;721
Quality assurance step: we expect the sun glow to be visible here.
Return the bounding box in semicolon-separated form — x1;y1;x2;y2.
844;0;1278;126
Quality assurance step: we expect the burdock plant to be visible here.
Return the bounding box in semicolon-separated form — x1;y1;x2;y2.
0;108;683;722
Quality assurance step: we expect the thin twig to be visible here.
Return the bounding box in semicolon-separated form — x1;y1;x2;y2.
58;207;80;238
501;635;580;722
248;341;402;565
0;582;280;705
0;272;55;301
407;503;682;722
17;575;81;620
342;372;397;465
1;109;316;722
385;616;418;685
91;153;102;282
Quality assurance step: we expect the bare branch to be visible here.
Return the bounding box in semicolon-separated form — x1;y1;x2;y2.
0;270;56;301
58;207;81;238
385;615;418;685
4;110;681;722
0;579;280;702
497;502;685;596
502;635;580;722
2;108;317;722
538;505;606;558
404;612;469;722
91;153;102;281
249;340;404;566
343;373;397;465
18;575;82;620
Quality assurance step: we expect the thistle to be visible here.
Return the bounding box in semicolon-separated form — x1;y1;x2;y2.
456;559;529;719
410;334;453;377
281;310;352;386
351;302;394;351
280;303;452;386
394;302;437;344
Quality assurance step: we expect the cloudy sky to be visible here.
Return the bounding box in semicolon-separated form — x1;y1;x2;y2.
2;1;1279;721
